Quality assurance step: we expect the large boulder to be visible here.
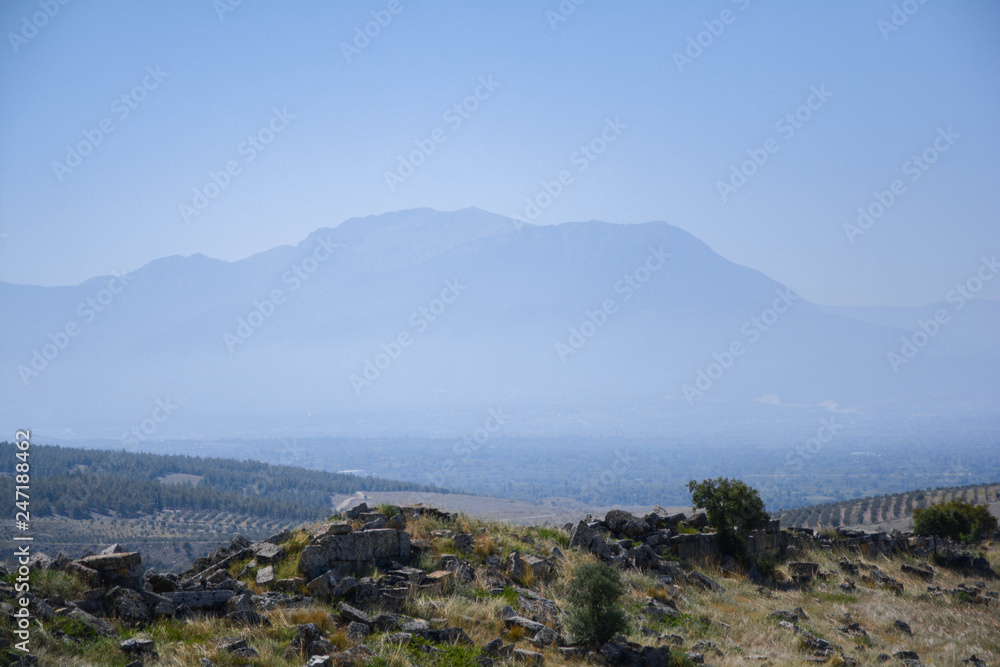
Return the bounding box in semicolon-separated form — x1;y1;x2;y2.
298;530;410;580
604;510;636;535
568;521;594;550
73;552;144;589
253;542;286;564
67;608;117;637
107;587;151;627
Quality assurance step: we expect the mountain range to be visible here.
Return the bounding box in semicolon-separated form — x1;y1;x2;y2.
3;207;998;441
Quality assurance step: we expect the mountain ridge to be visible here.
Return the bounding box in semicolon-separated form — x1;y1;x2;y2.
2;208;997;439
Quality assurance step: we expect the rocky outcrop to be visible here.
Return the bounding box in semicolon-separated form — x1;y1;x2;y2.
298;528;410;580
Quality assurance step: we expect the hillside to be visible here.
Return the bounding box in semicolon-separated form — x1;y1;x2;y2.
1;503;997;666
778;482;1000;533
0;442;440;571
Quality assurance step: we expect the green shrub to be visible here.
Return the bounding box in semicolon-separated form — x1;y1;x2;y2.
498;586;520;607
687;477;769;559
913;499;998;543
565;562;629;646
752;556;778;580
376;503;401;518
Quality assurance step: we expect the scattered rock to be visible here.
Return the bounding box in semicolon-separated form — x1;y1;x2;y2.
219;637;259;658
504;615;546;634
530;625;563;648
107;587;151;627
256;565;275;586
688;570;726;593
338;601;374;625
346;621;370;642
119;638;157;656
860;568;904;594
454;533;473;552
788;562;819;584
893;619;912;635
512;648;545;665
253;541;286;564
901;563;934;582
838;622;867;638
769;609;799;623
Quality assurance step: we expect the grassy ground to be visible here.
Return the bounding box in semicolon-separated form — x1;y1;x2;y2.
3;513;998;666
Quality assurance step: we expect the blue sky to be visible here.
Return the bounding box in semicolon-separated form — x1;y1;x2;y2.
2;0;998;306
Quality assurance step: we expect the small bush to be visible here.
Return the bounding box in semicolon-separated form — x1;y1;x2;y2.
913;499;998;543
377;503;401;518
565;562;629;646
752;556;778;580
498;586;520;607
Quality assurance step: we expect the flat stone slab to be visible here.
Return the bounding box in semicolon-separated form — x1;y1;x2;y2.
76;552;142;571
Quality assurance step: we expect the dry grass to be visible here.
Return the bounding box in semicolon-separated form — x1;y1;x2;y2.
474;535;500;559
13;514;1000;667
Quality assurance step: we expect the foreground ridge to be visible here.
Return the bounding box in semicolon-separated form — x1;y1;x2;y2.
2;503;998;666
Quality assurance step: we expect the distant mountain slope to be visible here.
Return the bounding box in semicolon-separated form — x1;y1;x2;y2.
2;207;997;438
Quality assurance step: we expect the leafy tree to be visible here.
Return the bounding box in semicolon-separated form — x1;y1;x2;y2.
565;562;629;646
687;477;769;558
913;499;998;543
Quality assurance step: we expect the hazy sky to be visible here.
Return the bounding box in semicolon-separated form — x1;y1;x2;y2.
2;1;998;306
